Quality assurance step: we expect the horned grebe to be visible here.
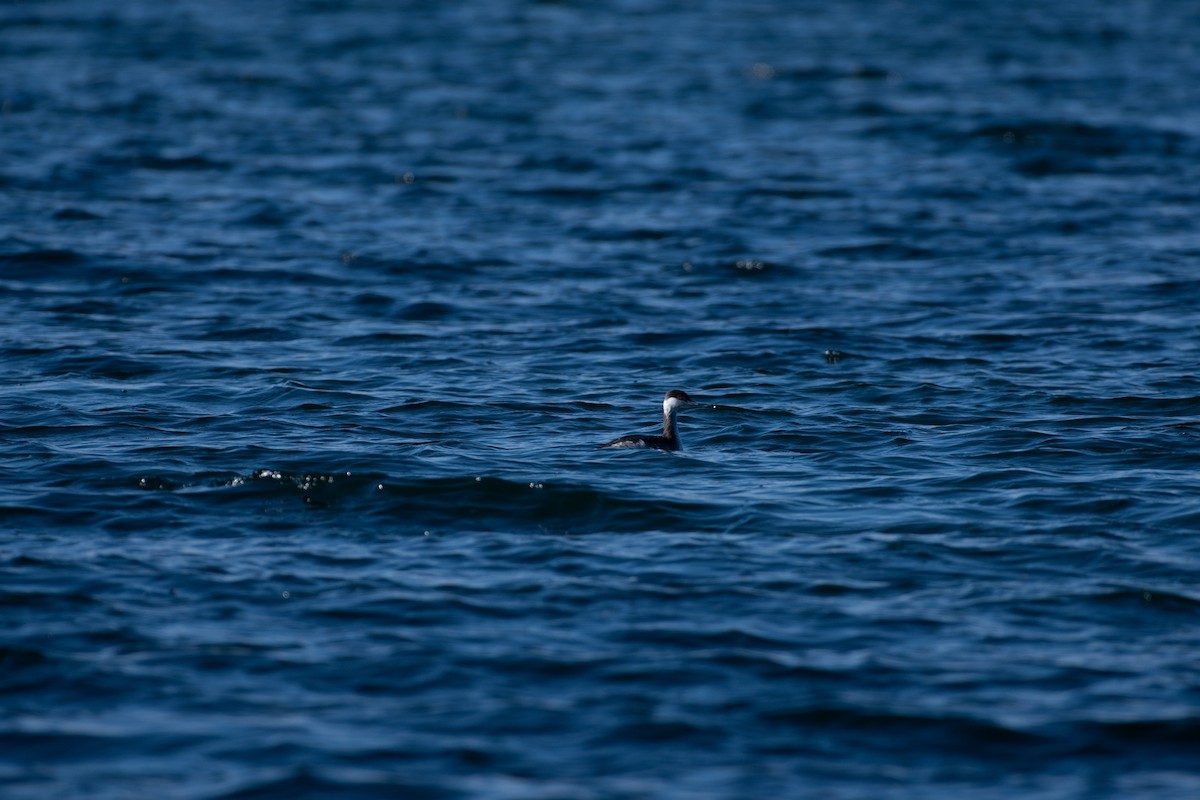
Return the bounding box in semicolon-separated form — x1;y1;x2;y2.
599;390;697;451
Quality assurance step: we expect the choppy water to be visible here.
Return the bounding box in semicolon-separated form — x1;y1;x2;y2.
4;1;1200;797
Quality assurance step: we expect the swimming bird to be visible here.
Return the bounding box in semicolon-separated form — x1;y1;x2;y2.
599;390;697;451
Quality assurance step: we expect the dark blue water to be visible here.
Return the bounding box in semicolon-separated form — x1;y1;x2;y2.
5;1;1200;797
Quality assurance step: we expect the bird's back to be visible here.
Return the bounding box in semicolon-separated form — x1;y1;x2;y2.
598;434;678;451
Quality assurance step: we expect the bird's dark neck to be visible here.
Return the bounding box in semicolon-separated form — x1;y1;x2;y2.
662;411;679;443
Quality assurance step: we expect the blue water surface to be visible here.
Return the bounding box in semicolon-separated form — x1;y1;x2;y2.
3;1;1200;797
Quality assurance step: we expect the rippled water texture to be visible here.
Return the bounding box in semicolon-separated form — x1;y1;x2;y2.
4;0;1200;797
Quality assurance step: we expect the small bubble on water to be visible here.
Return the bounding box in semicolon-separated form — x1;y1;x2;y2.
282;591;290;599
